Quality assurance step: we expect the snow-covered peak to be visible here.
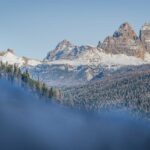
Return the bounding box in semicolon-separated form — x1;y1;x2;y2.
45;40;76;61
0;50;41;67
55;40;74;51
0;50;23;66
44;40;99;61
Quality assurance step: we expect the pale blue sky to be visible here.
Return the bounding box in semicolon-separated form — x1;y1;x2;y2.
0;0;150;59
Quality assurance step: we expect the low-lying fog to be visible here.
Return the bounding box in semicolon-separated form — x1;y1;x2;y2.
0;79;150;150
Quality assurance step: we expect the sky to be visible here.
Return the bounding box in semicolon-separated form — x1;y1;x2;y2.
0;0;150;60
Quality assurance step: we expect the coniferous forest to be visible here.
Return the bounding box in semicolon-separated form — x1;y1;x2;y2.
62;65;150;116
0;62;61;101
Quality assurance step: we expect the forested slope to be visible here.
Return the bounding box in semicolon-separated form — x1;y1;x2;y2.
0;62;61;101
63;65;150;115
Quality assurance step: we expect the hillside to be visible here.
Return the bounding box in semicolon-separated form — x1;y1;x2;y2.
62;64;150;115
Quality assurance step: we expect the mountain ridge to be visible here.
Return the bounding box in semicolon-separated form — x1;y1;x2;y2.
45;22;150;63
1;22;150;87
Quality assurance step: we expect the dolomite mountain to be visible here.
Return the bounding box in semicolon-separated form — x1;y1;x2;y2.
140;23;150;53
99;23;145;58
44;40;101;61
1;22;150;87
45;22;150;64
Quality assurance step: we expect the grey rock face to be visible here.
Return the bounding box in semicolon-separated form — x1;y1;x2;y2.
44;40;98;61
140;23;150;53
45;40;75;61
100;23;145;59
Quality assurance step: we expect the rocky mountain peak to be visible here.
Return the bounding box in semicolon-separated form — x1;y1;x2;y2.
6;49;14;54
119;22;132;31
44;40;75;61
101;22;145;59
113;22;137;39
45;22;150;62
140;23;150;53
44;40;100;61
55;40;74;51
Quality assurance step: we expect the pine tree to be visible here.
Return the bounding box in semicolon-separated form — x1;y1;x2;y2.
0;62;60;101
41;83;48;96
21;70;30;83
48;88;54;98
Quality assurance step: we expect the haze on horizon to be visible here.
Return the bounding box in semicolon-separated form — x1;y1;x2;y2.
0;0;150;59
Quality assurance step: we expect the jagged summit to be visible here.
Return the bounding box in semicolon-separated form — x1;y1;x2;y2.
100;22;145;59
45;22;150;62
113;22;137;39
44;40;99;61
45;40;75;61
140;23;150;53
55;40;74;51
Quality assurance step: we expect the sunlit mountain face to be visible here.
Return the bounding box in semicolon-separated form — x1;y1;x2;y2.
0;79;150;150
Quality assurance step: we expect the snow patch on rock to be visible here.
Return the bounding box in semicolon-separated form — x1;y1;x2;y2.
0;50;41;67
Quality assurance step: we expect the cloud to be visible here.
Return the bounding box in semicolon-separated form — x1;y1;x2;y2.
0;79;150;150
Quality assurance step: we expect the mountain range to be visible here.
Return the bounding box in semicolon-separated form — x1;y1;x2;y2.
0;22;150;87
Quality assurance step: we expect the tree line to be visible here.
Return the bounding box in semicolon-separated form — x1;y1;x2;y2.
0;62;62;101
